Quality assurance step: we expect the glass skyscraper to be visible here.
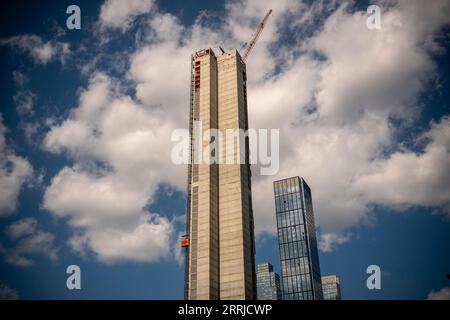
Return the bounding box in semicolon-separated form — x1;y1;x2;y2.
322;275;342;300
273;177;323;300
257;262;282;300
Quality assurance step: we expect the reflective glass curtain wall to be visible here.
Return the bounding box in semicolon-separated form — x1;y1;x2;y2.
273;177;323;300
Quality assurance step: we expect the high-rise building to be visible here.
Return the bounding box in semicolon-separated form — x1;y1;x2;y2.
184;48;256;300
322;275;342;300
257;262;282;300
273;177;323;300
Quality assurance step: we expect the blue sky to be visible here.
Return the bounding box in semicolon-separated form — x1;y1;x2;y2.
0;0;449;300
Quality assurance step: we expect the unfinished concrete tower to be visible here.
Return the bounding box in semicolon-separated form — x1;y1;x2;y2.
184;48;256;300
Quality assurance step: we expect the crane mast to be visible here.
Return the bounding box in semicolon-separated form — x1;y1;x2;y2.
241;9;273;61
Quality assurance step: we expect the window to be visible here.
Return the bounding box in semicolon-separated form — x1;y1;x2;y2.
275;196;280;213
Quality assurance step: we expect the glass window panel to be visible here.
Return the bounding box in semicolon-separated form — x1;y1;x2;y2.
300;241;305;257
294;179;300;192
298;193;302;208
292;276;297;293
295;210;300;225
275;196;279;213
287;277;292;293
286;212;290;228
292;191;298;209
289;259;295;276
295;260;300;276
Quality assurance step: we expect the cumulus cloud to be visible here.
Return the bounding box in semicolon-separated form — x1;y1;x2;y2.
355;116;450;213
0;284;19;300
427;286;450;300
0;218;59;267
0;34;70;64
5;217;37;241
43;73;179;263
113;0;450;252
318;233;351;253
13;90;35;117
40;0;450;261
0;115;33;216
100;0;154;31
237;0;450;249
12;71;27;87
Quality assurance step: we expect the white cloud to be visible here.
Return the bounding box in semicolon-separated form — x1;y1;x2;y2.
0;218;59;267
427;286;450;300
0;115;33;216
126;0;450;252
354;116;450;213
100;0;154;31
12;71;27;87
13;90;35;117
0;284;19;300
43;73;179;263
41;0;450;259
318;233;351;253
5;217;37;241
0;34;70;64
240;0;450;250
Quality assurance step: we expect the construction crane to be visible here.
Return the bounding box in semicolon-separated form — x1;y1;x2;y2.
241;9;272;61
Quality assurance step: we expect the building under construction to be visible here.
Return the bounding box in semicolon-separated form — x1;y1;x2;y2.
183;10;272;300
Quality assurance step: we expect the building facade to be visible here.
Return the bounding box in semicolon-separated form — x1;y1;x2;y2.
257;263;282;300
273;177;323;300
184;48;256;300
322;275;342;300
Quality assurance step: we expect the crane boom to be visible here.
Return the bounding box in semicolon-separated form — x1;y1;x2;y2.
241;9;272;61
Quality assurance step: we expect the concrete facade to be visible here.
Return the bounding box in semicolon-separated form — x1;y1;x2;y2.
322;275;342;300
185;49;256;300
